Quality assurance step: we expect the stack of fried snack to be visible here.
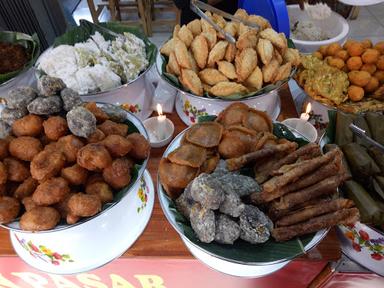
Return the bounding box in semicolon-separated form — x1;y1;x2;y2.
160;9;300;98
0;78;150;231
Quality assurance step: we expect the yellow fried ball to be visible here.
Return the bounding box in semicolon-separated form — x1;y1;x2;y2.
335;49;349;61
377;55;384;70
361;39;373;49
343;39;356;50
374;41;384;54
374;70;384;84
361;48;380;64
361;64;377;75
347;42;364;57
348;85;365;102
327;43;342;56
346;56;363;71
364;77;380;93
318;45;328;56
312;51;323;60
348;70;372;87
327;57;345;70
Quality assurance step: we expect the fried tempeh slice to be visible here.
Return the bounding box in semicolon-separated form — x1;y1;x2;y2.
262;148;341;193
276;199;355;227
191;35;209;69
168;144;207;168
226;141;298;171
272;208;360;242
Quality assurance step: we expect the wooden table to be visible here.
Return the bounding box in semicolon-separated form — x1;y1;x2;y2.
0;83;341;264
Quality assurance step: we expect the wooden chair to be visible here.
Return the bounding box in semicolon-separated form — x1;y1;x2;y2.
145;0;180;36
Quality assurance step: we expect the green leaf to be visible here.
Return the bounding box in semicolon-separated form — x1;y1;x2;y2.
198;115;217;123
273;123;309;147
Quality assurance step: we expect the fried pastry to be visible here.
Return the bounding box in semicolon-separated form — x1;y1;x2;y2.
160;38;174;57
217;61;237;80
224;22;238;38
207;41;228;67
210;82;248;97
174;38;191;69
242;108;273;132
238;23;250;36
180;69;203;96
202;29;217;50
187;19;202;36
186;122;223;148
167;51;181;76
224;43;236;62
260;28;287;53
187;50;198;72
198;68;228;85
216;102;249;127
283;48;301;67
274;49;283;65
257;38;274;66
173;24;180;38
234;8;249;20
262;59;279;83
178;25;193;47
236;30;258;50
191;35;209;70
245;66;263;90
273;62;292;83
168;144;207;168
235;48;257;82
247;15;271;30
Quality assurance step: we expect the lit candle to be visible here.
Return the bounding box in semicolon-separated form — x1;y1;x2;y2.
300;103;311;121
156;104;167;140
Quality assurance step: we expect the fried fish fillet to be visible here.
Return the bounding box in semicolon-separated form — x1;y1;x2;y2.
245;66;263;90
260;28;287;52
225;43;237;62
191;35;209;69
174;38;191;69
257;38;274;66
262;58;279;83
186;122;223;148
207;41;228;67
178;25;193;47
168;51;181;76
198;68;228;85
180;69;203;96
235;48;257;82
160;38;174;57
187;19;202;36
273;62;291;83
217;61;237;80
168;144;207;168
210;82;248;97
236;30;258;50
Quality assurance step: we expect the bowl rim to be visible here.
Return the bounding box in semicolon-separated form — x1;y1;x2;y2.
287;4;350;46
1;103;150;234
157;125;329;266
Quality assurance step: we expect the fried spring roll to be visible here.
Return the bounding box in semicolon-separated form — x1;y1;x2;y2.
269;174;348;211
226;142;298;171
276;199;355;227
262;148;341;194
254;153;289;183
271;208;360;242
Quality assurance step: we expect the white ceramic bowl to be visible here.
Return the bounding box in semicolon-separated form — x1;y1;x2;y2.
287;5;349;53
156;54;281;126
143;116;175;148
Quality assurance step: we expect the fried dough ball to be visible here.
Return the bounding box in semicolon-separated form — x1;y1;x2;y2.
14;177;38;200
42;116;68;141
20;207;60;231
346;56;362;71
0;139;8;160
126;133;150;160
77;143;112;171
66;214;80;225
98;120;128;137
4;157;29;182
0;196;20;223
361;48;380;64
318;45;328;56
327;57;345;69
0;162;7;184
348;71;371;87
54;193;75;219
364;77;380;93
326;43;342;56
33;177;70;205
12;114;43;137
361;64;377;75
374;41;384;54
84;102;109;123
335;50;349;61
0;184;6;196
347;42;364;57
377;56;384;70
85;181;113;204
61;164;89;186
68;193;101;217
22;196;38;212
312;51;323;60
57;135;84;163
87;129;106;143
374;70;384;84
343;39;356;50
86;173;104;185
30;150;65;182
9;136;42;161
348;85;365;102
102;158;133;190
361;39;373;49
102;135;132;157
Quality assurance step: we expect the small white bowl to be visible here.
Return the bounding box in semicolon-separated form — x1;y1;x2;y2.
282;118;318;143
287;5;350;53
143;116;174;148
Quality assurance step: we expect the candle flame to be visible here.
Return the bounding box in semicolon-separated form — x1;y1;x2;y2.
305;103;312;114
157;104;163;116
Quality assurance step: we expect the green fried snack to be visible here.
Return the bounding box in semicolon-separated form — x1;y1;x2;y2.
335;111;355;147
366;112;384;146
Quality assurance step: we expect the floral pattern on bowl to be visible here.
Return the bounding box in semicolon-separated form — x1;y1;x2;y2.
182;100;208;124
121;103;142;114
137;177;149;213
15;234;73;265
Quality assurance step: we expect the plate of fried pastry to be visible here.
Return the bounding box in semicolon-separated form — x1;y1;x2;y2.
158;103;360;266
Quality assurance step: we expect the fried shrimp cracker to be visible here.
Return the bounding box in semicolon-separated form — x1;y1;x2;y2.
257;38;274;65
168;51;181;76
225;43;237;62
235;48;257;82
178;25;193;48
260;28;286;52
262;58;279;83
198;68;228;85
242;108;273;132
168;144;207;168
174;38;191;69
187;19;202;36
191;35;209;69
217;61;237;80
181;69;203;96
186;122;223;148
207;41;228;67
236;30;258;50
160;38;174;57
273;62;291;83
245;66;263;90
216;102;249;127
210;82;248;97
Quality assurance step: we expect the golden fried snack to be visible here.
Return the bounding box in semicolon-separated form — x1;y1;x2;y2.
168;144;207;168
374;70;384;84
273;62;292;83
224;22;238;37
186;122;223;148
361;63;377;75
202;27;218;50
4;157;30;182
30;150;65;182
102;158;132;190
242;109;273;132
262;58;279;83
20;207;60;231
274;49;283;65
126;132;150;160
234;8;248;20
326;43;342;56
348;85;364;102
77;143;112;171
259;28;287;53
42;116;68;141
318;45;328;56
225;43;236;62
361;39;373;49
210;81;248;97
188;51;198;73
180;69;203;96
374;41;384;54
327;57;345;70
347;42;364;57
0;139;8;160
173;24;180;38
160;38;174;57
85;181;113;204
12;114;43;137
248;14;271;30
207;41;228;67
312;51;323;60
87;128;106;143
68;193;102;217
33;177;70;205
245;66;263;90
61;164;89;186
98;120;128;137
236;30;258;50
216;102;249;127
22;197;38;212
167;51;181;76
238;22;250;36
14;177;38;200
178;25;193;47
9;136;42;161
361;48;380;64
0;162;7;185
217;61;237;80
235;48;257;82
174;38;191;69
102;134;132;157
84;102;109;123
364;77;379;93
219;130;252;159
335;50;349;61
257;38;273;66
54;193;74;219
187;19;202;36
343;39;355;50
198;68;228;85
0;196;19;223
372;85;384;100
212;13;226;29
57;135;84;162
159;158;199;199
348;70;371;87
377;55;384;70
191;35;208;70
